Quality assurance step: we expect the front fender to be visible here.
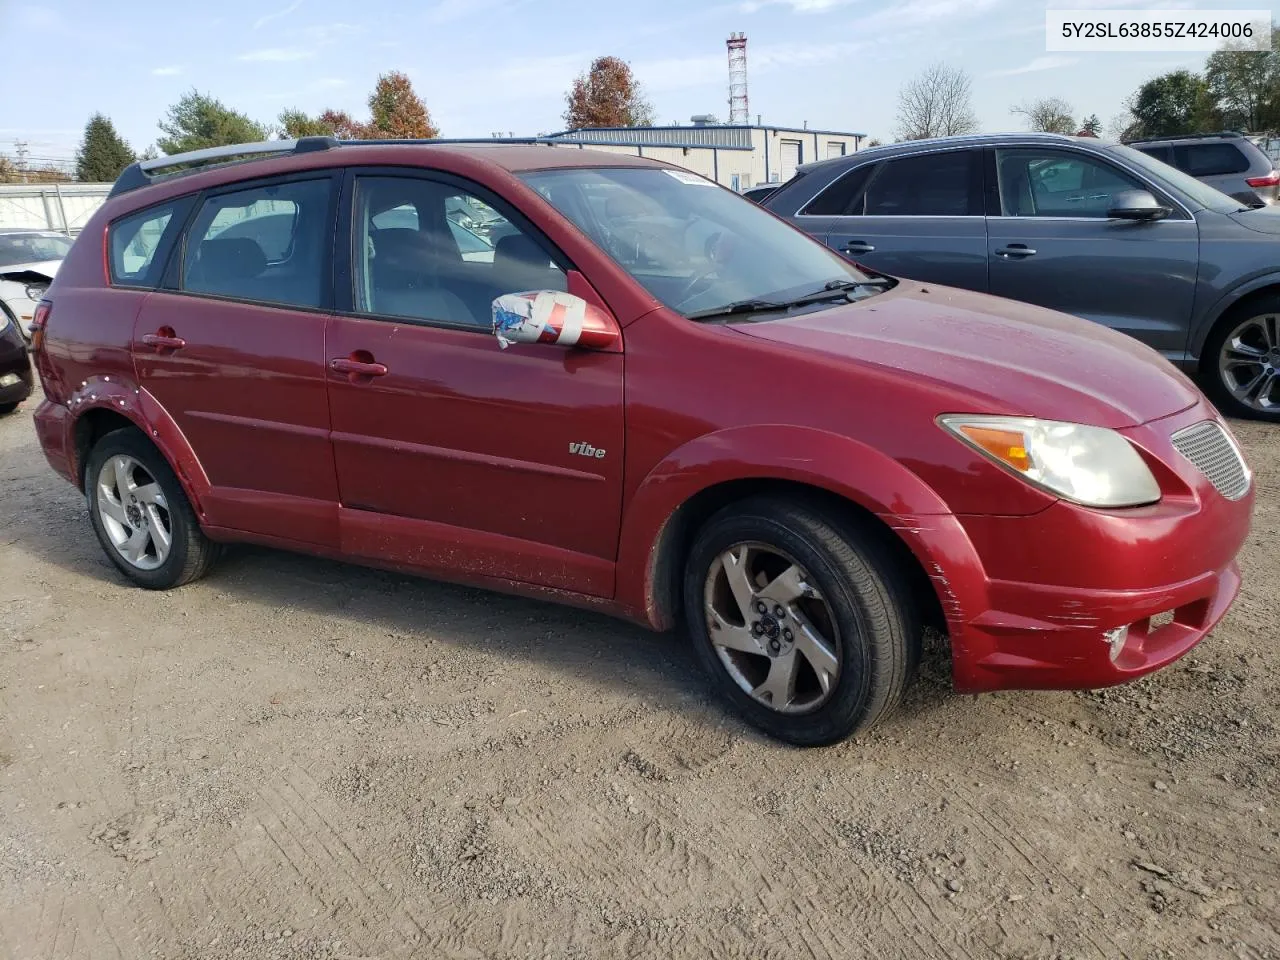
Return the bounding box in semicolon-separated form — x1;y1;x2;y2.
614;424;990;633
1191;271;1280;361
63;376;211;516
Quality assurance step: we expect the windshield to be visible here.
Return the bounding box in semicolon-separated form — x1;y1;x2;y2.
520;167;872;317
1109;144;1243;213
0;233;72;268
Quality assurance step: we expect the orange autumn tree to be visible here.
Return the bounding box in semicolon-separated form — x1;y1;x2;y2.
563;56;655;128
282;71;439;140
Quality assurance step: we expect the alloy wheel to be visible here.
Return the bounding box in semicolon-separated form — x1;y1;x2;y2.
95;454;173;571
1218;313;1280;413
702;542;841;714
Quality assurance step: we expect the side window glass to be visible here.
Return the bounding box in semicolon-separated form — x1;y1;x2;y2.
109;205;178;287
802;164;873;215
354;176;566;327
1175;143;1249;177
862;151;979;216
182;179;330;308
995;150;1142;218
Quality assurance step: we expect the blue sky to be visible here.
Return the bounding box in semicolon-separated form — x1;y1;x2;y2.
0;0;1247;163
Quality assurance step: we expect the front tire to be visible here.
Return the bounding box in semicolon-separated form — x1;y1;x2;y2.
0;402;18;416
1202;298;1280;421
85;429;220;589
682;497;921;746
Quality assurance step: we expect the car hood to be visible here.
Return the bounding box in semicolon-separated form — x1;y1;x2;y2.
732;283;1200;429
0;259;61;286
1227;204;1280;235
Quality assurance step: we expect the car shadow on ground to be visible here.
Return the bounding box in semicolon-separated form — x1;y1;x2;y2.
3;419;966;735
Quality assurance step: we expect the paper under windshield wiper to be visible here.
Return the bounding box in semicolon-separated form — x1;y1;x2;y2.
685;278;888;321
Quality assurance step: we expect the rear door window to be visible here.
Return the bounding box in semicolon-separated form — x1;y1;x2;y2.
180;178;333;309
861;150;982;216
1174;143;1250;177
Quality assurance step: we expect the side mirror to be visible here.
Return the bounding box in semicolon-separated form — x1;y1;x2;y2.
492;290;620;351
1107;189;1171;221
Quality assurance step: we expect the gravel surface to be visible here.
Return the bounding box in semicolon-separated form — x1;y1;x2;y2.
1;404;1277;959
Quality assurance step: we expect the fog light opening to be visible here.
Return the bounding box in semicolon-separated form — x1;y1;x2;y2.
1104;625;1129;662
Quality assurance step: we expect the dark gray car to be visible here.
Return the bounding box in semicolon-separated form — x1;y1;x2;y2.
1126;132;1278;208
763;132;1280;420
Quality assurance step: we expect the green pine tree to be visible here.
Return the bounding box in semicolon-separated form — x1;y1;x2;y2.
75;114;135;182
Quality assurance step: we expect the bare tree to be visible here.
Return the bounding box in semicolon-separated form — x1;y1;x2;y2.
895;63;978;140
1011;97;1076;134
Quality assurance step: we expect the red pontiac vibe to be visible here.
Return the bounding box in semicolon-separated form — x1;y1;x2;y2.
29;139;1254;745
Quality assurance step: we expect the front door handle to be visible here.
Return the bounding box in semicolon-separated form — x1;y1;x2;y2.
141;331;186;351
329;357;389;378
843;240;876;254
995;244;1037;259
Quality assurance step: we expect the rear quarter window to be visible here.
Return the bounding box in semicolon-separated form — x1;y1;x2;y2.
1174;143;1250;177
108;198;193;288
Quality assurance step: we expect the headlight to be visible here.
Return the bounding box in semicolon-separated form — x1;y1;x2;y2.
939;415;1160;508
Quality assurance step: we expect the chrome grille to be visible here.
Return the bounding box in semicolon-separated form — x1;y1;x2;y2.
1170;421;1251;500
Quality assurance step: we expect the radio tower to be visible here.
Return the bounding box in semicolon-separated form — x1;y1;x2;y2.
727;33;748;125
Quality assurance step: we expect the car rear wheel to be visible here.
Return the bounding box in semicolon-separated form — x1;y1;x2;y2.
85;429;220;589
0;402;18;416
1204;298;1280;421
683;497;921;746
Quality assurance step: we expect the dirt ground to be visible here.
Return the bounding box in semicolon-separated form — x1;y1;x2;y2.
0;403;1277;960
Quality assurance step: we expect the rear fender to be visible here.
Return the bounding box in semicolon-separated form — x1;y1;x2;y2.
614;424;989;633
64;376;211;516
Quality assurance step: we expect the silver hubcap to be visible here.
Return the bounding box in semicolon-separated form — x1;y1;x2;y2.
95;455;172;571
1219;313;1280;412
703;543;840;714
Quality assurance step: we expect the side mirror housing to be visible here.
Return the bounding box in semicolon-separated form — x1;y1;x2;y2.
1107;189;1171;221
491;290;620;351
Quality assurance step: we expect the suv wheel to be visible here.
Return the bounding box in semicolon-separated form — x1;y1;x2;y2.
85;429;220;589
683;497;921;746
1204;298;1280;421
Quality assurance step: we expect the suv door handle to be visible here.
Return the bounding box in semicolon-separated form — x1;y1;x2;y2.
329;357;389;378
995;244;1037;259
843;240;875;254
141;332;187;351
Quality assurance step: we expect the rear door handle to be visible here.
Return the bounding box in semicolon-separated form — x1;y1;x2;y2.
843;240;876;254
141;332;186;350
329;357;389;378
994;244;1037;259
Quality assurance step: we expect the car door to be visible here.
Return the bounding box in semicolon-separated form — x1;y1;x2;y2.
132;172;341;547
820;148;989;291
985;147;1198;359
324;169;625;597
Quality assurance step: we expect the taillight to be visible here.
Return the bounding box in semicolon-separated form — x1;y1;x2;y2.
30;300;51;353
1246;171;1280;188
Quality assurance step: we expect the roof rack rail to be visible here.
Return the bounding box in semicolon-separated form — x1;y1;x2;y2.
1123;130;1244;145
108;136;337;198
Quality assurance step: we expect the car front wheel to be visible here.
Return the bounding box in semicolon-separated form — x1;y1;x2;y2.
85;429;220;589
1204;300;1280;420
683;497;921;746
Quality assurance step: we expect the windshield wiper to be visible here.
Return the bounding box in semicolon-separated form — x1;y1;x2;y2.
685;278;890;321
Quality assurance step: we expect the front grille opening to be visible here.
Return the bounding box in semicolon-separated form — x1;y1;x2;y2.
1170;421;1250;500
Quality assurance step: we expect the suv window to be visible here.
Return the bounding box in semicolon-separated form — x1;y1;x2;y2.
1174;143;1250;177
802;164;874;215
181;178;331;308
109;205;182;287
995;149;1141;218
1135;145;1172;165
353;175;565;328
861;150;980;216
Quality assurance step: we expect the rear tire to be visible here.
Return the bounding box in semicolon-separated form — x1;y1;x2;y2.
682;496;921;746
85;429;220;589
0;402;18;416
1202;296;1280;421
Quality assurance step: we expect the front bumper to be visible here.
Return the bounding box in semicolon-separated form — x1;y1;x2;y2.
886;402;1254;695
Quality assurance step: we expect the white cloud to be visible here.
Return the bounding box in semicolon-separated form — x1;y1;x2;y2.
425;0;515;24
987;55;1078;76
151;65;182;76
254;0;303;30
301;21;363;44
237;47;316;62
741;0;855;11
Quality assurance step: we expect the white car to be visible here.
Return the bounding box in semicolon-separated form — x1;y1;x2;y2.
0;229;73;340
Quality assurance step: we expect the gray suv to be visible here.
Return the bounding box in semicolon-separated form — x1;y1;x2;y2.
1126;132;1278;208
763;133;1280;420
